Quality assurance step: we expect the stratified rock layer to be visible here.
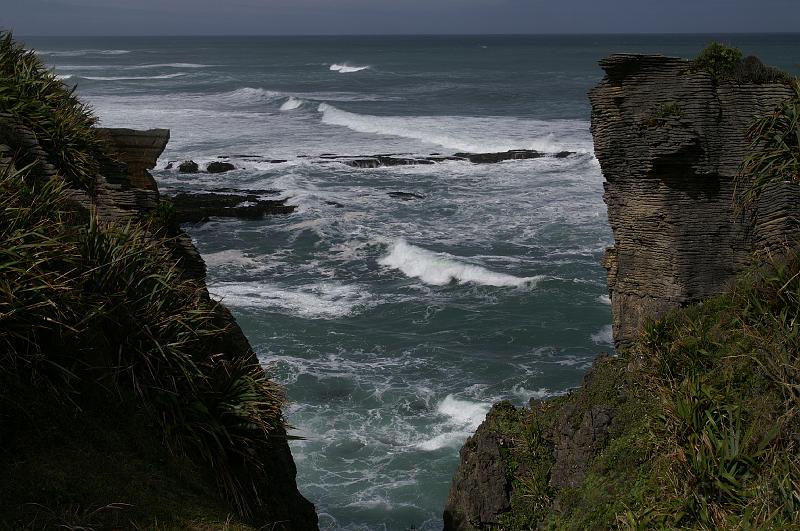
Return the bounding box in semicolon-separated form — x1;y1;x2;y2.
96;127;169;191
590;54;798;348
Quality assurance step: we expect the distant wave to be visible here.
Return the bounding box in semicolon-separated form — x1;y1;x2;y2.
80;73;187;81
35;49;131;57
280;96;305;111
127;63;212;69
316;102;585;153
330;63;370;73
378;238;542;287
317;103;475;151
218;87;284;105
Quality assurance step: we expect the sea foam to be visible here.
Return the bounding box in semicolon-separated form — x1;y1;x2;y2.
591;324;614;345
378;239;541;287
208;281;372;319
415;395;490;451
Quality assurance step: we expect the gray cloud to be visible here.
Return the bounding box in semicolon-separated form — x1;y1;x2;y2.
2;0;799;35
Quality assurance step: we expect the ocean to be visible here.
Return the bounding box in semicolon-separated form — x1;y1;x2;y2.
25;33;800;530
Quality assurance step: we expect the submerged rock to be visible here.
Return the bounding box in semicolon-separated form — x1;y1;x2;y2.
454;149;548;163
387;191;425;200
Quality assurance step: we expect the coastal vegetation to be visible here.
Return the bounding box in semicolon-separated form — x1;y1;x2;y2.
460;45;800;530
0;32;295;529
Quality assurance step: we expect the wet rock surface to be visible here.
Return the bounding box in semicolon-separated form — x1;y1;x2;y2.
206;161;236;173
443;404;514;531
166;188;295;223
178;160;199;173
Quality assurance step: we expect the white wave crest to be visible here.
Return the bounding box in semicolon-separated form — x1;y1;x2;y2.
378;239;541;287
208;281;372;319
598;294;611;305
81;73;187;81
128;63;212;69
55;74;73;80
280;96;305;111
330;63;370;73
218;87;284;105
591;324;614;345
36;49;131;57
316;102;587;153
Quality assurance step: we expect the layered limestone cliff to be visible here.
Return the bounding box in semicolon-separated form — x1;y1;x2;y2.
591;54;798;348
442;54;800;529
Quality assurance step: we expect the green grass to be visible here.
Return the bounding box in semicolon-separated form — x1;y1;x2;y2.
737;79;800;209
0;31;102;192
0;162;292;523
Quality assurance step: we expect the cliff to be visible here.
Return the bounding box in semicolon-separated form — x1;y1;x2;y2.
443;51;800;529
0;119;317;528
591;54;798;348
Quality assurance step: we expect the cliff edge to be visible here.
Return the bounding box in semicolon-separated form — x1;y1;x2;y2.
0;32;317;528
444;50;800;530
591;54;798;348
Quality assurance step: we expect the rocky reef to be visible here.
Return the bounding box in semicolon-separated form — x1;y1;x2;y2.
591;54;798;348
443;52;800;529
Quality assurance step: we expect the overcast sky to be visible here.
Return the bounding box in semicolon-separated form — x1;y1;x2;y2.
3;0;800;36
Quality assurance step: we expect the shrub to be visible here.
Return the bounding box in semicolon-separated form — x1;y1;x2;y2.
691;42;744;81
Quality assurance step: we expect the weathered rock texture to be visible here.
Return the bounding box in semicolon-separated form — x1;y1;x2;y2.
95;127;169;191
590;54;799;348
443;405;513;530
167;188;295;224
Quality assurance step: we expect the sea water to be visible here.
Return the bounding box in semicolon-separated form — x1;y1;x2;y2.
26;34;800;530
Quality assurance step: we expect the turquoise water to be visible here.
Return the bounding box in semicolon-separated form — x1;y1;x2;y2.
27;34;800;530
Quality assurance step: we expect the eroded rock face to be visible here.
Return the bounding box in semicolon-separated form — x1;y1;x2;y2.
443;404;514;531
95;128;169;191
590;54;799;348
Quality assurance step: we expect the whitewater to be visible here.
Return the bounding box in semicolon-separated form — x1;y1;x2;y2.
27;33;799;531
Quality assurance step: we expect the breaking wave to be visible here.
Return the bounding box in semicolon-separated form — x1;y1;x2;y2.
280;96;306;111
378;239;543;287
330;63;370;73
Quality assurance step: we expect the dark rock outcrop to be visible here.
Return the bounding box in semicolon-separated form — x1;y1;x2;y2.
454;149;548;163
96;128;169;191
178;160;199;173
590;54;799;348
387;191;425;200
167;189;295;223
443;404;513;531
207;161;236;173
